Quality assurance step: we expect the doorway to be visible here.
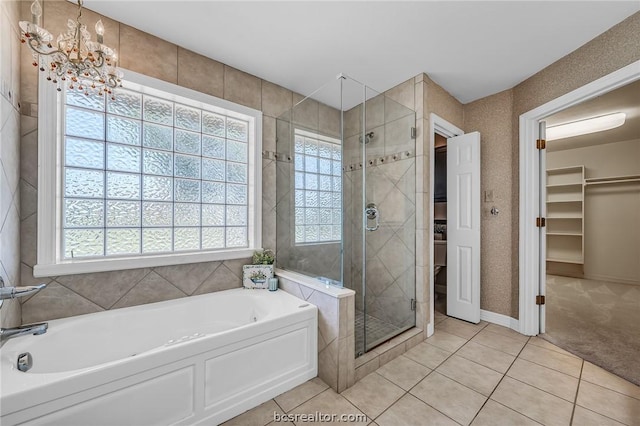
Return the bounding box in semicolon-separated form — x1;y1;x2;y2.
519;60;640;383
428;114;482;333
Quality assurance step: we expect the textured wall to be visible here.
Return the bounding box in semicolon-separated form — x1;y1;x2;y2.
462;90;515;317
0;0;22;329
460;11;640;319
17;0;296;323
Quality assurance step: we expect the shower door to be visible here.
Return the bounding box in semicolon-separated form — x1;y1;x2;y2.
351;87;417;356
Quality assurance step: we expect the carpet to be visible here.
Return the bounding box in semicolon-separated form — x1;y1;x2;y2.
542;275;640;386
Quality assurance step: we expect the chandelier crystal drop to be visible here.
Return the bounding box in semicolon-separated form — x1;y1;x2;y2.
19;0;123;98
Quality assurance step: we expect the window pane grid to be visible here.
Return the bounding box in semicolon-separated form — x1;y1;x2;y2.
62;87;250;259
294;131;341;244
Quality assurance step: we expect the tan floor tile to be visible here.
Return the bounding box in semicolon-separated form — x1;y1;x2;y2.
410;372;487;425
470;400;541;426
376;393;458;426
274;377;329;412
491;376;574;426
223;399;283;426
434;311;448;325
341;373;405;420
471;329;527;356
425;330;468;352
529;336;579;358
484;323;529;343
289;388;367;426
507;358;579;402
571;406;626;426
436;355;503;396
404;342;452;369
436;318;487;340
519;343;583;378
376;355;431;391
576;381;640;426
266;421;294;426
581;361;640;400
457;341;516;374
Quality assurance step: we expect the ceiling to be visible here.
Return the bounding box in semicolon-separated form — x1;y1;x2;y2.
546;79;640;152
82;1;639;108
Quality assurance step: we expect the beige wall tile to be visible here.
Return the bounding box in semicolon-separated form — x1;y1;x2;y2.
119;24;177;84
22;281;103;323
153;261;220;295
292;93;319;130
224;66;261;110
261;80;292;119
55;267;151;309
318;102;340;137
385;78;414;111
192;264;241;295
177;48;223;98
112;271;186;309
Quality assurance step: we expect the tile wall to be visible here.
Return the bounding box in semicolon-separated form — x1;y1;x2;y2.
0;0;22;328
16;0;298;323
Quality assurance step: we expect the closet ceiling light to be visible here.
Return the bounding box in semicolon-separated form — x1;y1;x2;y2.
546;112;626;141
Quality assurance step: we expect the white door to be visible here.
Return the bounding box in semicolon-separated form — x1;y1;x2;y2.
447;132;481;323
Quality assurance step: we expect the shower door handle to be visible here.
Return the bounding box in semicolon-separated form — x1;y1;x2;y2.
365;203;379;232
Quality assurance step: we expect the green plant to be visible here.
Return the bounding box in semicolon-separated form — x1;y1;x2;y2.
252;249;275;265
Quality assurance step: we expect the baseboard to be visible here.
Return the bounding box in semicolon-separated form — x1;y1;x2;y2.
427;322;434;337
480;309;520;333
582;274;639;286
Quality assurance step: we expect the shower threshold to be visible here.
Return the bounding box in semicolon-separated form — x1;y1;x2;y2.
355;310;413;356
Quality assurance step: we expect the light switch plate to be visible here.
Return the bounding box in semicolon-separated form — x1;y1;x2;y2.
484;190;494;202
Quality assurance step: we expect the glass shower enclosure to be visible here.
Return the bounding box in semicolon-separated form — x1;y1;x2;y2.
275;75;416;356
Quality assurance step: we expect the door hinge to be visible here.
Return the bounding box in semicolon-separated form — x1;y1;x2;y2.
536;217;546;227
410;298;416;311
536;295;546;305
536;139;546;150
411;127;417;139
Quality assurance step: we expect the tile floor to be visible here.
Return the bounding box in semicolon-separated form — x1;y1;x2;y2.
224;316;640;426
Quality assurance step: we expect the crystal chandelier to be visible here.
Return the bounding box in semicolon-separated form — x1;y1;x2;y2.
19;0;123;98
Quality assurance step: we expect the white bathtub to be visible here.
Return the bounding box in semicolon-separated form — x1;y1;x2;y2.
0;288;317;425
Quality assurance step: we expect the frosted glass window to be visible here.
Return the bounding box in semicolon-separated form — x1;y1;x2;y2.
62;83;253;260
293;130;342;244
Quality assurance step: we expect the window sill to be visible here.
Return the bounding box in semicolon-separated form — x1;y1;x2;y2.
33;248;256;277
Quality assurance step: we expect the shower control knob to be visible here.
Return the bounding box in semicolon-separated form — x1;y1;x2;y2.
491;206;499;216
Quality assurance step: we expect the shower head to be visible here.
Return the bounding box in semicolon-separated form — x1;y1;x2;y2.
359;131;375;144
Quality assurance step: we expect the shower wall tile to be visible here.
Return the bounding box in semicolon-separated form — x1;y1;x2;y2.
224;66;262;110
365;94;385;130
385;77;415;111
177;47;224;99
261;81;292;118
262;116;276;153
292;93;319;130
318;102;341;137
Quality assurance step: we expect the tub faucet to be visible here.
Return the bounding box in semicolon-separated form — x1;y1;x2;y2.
0;282;47;300
0;323;48;342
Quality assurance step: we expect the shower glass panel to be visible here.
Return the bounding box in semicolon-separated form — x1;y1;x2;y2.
276;75;416;356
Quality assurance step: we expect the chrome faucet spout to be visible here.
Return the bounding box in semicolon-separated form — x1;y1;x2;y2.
0;323;48;342
0;283;47;300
